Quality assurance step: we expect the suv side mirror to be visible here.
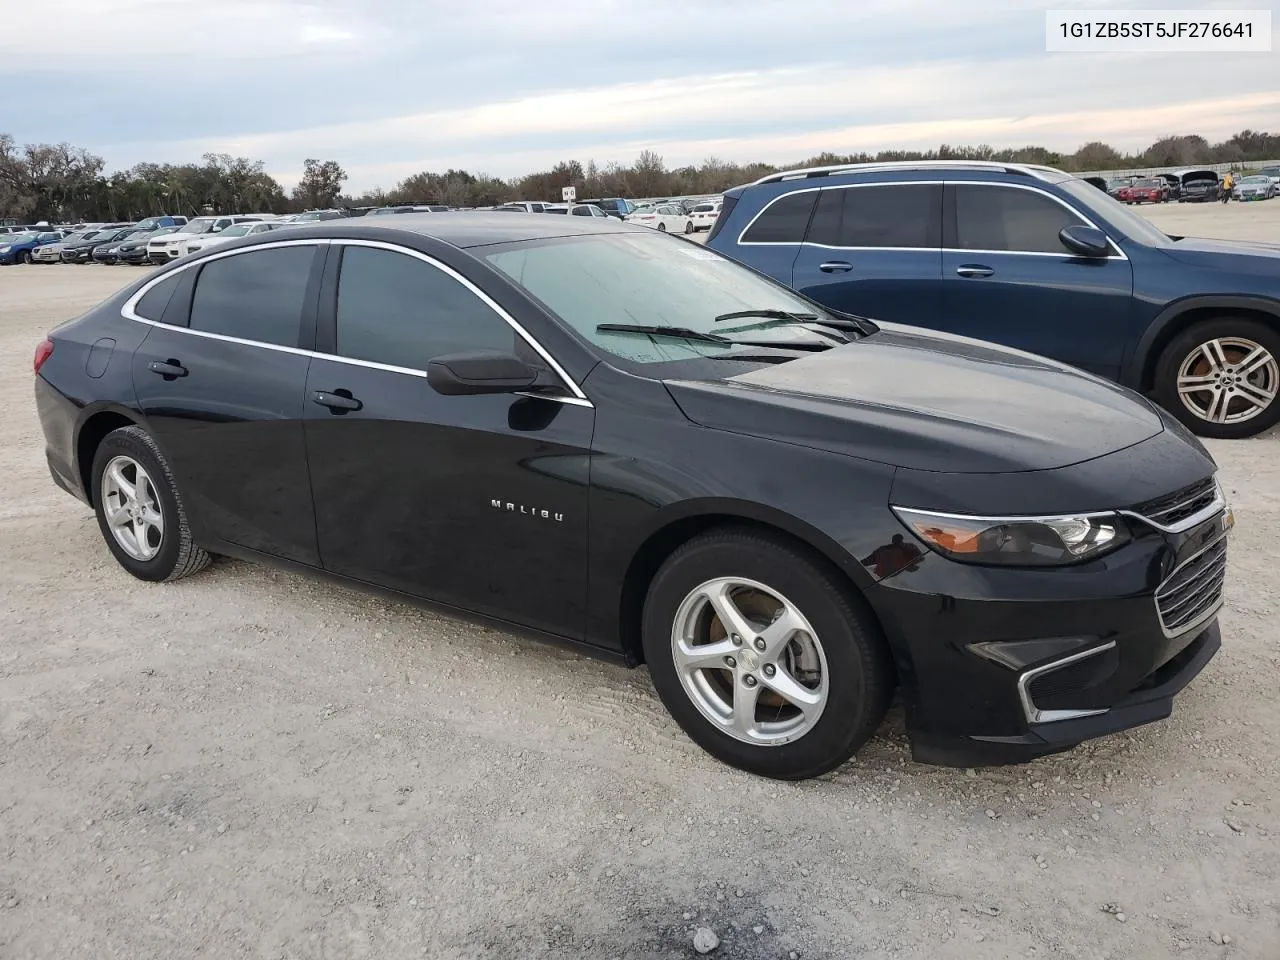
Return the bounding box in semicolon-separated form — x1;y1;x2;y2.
427;351;547;396
1059;225;1111;258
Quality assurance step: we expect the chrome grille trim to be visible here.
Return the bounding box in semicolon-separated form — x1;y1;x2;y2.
1122;478;1223;534
1155;536;1228;638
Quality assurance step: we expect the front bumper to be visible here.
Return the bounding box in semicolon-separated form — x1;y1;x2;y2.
869;482;1228;767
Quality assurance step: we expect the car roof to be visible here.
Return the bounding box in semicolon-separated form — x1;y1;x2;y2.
234;211;646;249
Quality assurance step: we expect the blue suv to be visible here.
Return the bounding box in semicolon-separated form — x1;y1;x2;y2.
708;161;1280;438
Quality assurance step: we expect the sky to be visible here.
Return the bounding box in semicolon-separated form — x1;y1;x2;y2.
2;0;1278;192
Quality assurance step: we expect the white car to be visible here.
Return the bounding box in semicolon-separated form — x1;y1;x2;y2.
626;203;694;234
182;220;293;255
543;203;610;218
689;201;722;232
147;215;269;263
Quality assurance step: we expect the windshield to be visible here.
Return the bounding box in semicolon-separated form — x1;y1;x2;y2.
485;232;842;370
1239;176;1268;185
1057;178;1169;246
217;225;253;237
5;233;38;243
182;218;217;234
1133;179;1160;188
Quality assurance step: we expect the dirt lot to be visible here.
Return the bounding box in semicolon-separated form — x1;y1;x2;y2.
2;213;1279;959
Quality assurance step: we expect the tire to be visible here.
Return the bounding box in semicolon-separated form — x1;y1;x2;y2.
90;425;211;582
642;528;894;780
657;223;667;233
20;250;33;264
1153;318;1280;439
684;220;694;234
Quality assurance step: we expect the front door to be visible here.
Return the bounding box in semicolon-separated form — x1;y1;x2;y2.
939;182;1134;379
790;182;943;327
130;242;324;563
302;242;595;639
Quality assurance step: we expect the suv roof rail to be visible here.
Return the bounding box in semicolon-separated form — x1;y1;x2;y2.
750;160;1058;185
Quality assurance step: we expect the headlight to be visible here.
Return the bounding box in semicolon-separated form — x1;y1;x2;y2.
892;507;1130;567
0;246;10;253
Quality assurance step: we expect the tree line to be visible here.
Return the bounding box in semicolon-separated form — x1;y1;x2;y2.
3;129;1278;223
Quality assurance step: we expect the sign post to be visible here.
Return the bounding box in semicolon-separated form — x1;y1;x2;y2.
561;186;576;205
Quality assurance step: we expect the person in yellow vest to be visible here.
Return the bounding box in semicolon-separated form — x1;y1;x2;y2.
1221;171;1234;203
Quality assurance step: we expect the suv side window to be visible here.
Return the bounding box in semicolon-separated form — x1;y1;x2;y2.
953;184;1085;254
807;184;940;248
333;246;516;370
741;191;817;243
189;246;316;347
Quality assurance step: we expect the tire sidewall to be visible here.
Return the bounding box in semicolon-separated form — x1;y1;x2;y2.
1154;318;1280;439
642;533;889;779
91;428;186;581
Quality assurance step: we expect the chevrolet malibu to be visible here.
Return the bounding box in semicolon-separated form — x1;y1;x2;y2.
33;215;1230;779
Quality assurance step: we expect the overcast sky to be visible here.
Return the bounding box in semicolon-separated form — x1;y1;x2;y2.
3;0;1278;191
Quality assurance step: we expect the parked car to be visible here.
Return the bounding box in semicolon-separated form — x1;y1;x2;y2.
1117;178;1165;204
1178;170;1221;202
494;202;553;213
689;201;722;231
367;204;452;215
1232;175;1277;201
708;159;1280;438
107;227;181;265
129;215;188;232
33;231;98;263
1155;174;1182;201
578;198;634;219
543;203;610;217
182;220;292;254
62;228;140;263
626;203;695;234
1258;165;1280;186
33;214;1229;778
147;216;268;263
288;209;348;222
0;230;67;264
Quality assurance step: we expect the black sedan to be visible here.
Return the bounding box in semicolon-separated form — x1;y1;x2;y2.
61;228;137;262
33;215;1229;779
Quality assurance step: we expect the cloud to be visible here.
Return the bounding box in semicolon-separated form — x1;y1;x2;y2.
2;0;1277;190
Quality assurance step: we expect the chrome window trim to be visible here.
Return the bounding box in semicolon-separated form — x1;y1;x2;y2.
1119;479;1227;534
119;237;593;408
1154;534;1228;639
1017;640;1116;725
735;179;1127;260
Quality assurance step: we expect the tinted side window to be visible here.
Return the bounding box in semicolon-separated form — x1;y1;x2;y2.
189;246;315;347
134;274;181;322
334;247;516;370
807;184;940;248
741;191;817;243
954;185;1084;254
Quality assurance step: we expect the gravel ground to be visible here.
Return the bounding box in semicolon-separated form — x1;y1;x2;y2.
2;236;1278;959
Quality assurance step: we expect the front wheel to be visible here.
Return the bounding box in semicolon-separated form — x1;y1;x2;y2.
20;250;33;264
642;528;893;780
91;426;211;581
1154;318;1280;438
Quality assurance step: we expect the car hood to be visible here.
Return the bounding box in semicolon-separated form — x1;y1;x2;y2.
1161;235;1280;265
664;324;1164;474
151;231;202;243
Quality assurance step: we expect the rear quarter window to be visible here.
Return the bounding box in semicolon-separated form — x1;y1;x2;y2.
740;191;817;243
133;274;182;322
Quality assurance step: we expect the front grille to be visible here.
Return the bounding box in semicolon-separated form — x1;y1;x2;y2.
1155;537;1227;636
1135;477;1217;528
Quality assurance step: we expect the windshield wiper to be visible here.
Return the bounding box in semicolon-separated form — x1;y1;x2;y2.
597;323;729;343
714;308;818;323
714;308;874;337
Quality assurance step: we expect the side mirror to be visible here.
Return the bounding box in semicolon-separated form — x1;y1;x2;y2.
1059;224;1111;258
427;351;543;396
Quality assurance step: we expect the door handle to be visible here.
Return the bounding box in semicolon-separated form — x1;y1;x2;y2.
955;264;994;278
148;359;187;379
311;389;363;414
819;261;854;273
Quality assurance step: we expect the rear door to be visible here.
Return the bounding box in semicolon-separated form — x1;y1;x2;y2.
302;240;595;638
130;242;324;563
790;182;943;326
939;182;1134;377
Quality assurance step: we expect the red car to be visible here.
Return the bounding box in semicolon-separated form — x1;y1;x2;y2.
1117;178;1165;204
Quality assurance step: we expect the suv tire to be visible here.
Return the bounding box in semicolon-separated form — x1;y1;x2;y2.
1154;317;1280;438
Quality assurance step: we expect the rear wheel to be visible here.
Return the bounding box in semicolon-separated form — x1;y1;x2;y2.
657;222;667;233
91;426;211;581
684;220;694;234
20;250;33;264
642;528;893;779
1154;318;1280;438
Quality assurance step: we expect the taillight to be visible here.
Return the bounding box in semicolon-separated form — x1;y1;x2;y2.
34;338;54;375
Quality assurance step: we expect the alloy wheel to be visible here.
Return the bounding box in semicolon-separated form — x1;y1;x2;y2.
100;455;165;561
670;577;828;745
1176;336;1279;425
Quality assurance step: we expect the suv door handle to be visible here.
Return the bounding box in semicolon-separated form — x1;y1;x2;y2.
955;264;994;278
148;359;187;379
312;389;362;413
819;261;854;273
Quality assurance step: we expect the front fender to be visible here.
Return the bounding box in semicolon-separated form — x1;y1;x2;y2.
1123;293;1280;388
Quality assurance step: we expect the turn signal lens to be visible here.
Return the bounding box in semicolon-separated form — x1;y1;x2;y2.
33;338;54;375
892;507;1130;567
